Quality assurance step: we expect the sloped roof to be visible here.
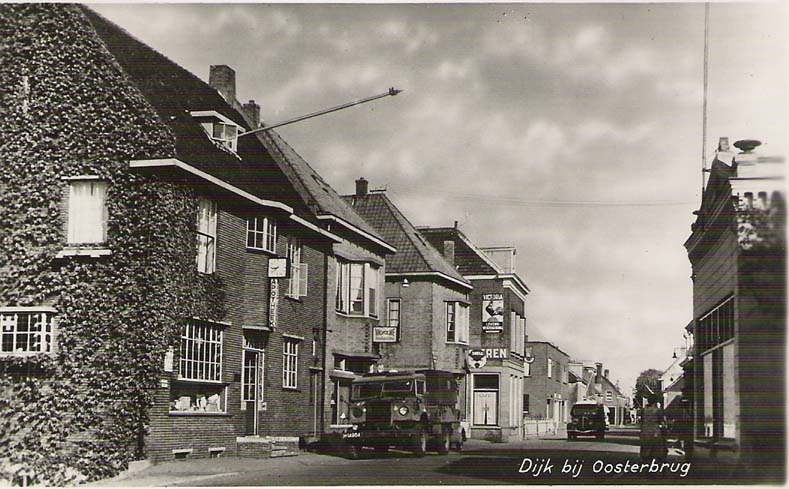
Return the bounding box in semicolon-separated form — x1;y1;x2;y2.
256;130;387;244
418;227;499;276
80;7;314;221
342;193;470;288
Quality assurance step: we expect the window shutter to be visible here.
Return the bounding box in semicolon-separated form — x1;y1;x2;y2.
298;263;308;297
509;312;517;353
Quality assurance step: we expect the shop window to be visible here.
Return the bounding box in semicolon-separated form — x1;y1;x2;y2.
283;338;299;389
523;393;530;414
697;296;734;354
178;322;223;382
0;309;54;355
246;217;277;253
472;374;499;426
67;179;108;244
285;239;307;298
171;321;225;413
196;198;217;274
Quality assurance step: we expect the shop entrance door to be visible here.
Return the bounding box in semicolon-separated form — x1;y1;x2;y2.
243;348;265;435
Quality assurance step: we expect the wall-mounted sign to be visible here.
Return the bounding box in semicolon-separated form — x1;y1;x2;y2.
269;278;279;329
373;326;397;343
482;293;504;332
467;349;487;369
164;346;174;372
484;347;508;359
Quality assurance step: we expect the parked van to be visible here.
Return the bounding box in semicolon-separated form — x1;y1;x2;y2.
567;401;607;440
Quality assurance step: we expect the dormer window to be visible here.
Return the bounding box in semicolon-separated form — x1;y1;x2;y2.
190;111;241;152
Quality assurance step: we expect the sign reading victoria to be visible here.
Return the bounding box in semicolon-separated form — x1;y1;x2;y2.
482;293;504;332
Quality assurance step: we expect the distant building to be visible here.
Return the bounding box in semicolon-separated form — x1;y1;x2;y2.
568;361;628;426
420;226;529;442
684;137;785;480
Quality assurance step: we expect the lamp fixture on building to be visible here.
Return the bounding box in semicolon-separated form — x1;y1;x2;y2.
672;351;678;359
402;278;410;288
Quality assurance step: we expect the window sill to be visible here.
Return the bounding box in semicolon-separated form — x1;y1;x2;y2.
0;351;54;358
174;378;226;385
285;295;304;302
283;387;300;392
168;411;231;417
245;247;278;256
446;341;469;346
56;247;111;259
335;311;375;319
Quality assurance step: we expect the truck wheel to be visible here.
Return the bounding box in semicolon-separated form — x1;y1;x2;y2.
437;432;450;455
412;431;428;457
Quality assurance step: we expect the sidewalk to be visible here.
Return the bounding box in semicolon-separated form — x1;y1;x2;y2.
87;453;320;487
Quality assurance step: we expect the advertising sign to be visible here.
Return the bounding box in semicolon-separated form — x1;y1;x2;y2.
269;278;279;329
482;293;504;332
467;349;487;369
373;326;398;343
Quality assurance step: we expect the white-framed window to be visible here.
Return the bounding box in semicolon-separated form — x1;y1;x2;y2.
387;299;401;339
201;121;239;151
67;179;108;244
335;261;347;312
0;308;54;355
366;264;379;317
246;217;277;253
606;391;613;402
196;197;217;274
446;302;469;344
283;338;299;389
349;263;365;314
178;322;223;382
336;260;381;318
547;358;553;378
285;238;307;298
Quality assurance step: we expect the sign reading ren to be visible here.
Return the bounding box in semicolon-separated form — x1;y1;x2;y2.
484;348;507;359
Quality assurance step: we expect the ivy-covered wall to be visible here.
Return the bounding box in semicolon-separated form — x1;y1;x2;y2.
0;5;225;485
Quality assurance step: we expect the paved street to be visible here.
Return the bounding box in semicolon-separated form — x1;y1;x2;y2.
100;429;753;486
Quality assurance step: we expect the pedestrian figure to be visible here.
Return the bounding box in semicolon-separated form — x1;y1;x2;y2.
640;400;668;461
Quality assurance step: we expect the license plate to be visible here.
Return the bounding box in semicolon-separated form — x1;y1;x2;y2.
342;432;360;439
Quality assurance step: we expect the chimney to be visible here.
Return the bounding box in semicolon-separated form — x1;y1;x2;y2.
242;100;260;128
595;363;603;383
209;65;236;103
355;177;369;197
443;240;455;266
604;369;609;379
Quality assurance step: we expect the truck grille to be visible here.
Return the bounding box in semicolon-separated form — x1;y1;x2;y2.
365;400;392;425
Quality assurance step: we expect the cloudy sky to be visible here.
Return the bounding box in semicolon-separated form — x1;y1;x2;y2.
92;2;786;394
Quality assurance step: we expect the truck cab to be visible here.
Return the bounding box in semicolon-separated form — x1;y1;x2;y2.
342;370;464;457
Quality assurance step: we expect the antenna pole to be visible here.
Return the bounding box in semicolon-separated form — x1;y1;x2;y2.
239;87;403;137
701;3;710;192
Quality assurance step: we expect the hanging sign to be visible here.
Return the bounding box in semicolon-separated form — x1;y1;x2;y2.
467;349;487;369
482;293;504;332
269;278;279;329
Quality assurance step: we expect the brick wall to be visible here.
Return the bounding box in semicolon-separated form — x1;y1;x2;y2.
147;204;330;460
522;342;569;419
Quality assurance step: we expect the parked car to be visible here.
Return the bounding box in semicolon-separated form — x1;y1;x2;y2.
567;401;607;440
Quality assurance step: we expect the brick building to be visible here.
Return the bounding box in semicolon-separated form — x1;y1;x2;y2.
0;7;363;478
205;70;398;436
420;226;529;442
684;137;785;480
523;342;570;427
342;184;473;432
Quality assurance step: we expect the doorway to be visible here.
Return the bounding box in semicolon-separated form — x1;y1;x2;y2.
242;348;265;435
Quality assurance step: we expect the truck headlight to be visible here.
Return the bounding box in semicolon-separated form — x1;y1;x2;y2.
398;405;409;416
352;407;365;418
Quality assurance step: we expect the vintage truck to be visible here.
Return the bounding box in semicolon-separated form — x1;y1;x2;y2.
341;370;465;458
